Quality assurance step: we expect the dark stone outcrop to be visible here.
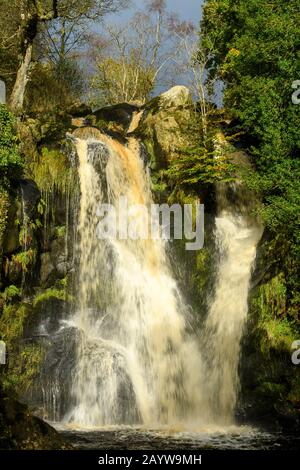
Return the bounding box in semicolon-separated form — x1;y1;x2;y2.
93;103;140;130
0;387;71;449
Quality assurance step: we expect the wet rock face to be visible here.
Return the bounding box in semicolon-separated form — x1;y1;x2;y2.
39;252;55;286
21;296;75;421
23;326;79;422
25;297;68;339
238;232;300;432
2;180;40;257
19;179;40;217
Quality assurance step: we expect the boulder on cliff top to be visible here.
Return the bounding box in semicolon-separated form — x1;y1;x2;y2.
159;86;192;108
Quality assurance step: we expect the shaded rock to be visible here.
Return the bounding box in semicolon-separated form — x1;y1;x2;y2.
49;237;71;278
40;252;55;286
25;297;68;339
19;179;40;217
93;103;140;133
22;326;79;422
67;103;92;117
2;195;21;255
0;387;71;449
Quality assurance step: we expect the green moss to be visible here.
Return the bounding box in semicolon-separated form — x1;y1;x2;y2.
255;381;287;400
54;225;66;239
33;287;68;307
144;140;157;169
0;189;9;249
0;303;29;345
150;171;167;196
58;276;68;289
0;104;23;185
260;317;296;353
1;285;21;303
143;96;161;115
0;301;33;394
96;118;112;132
251;274;298;354
31;147;76;194
193;249;210;290
2;344;44;394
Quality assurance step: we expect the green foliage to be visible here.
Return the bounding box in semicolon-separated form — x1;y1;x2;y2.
164;117;235;189
11;249;36;273
165;142;235;186
200;0;300;314
25;61;85;113
255;382;286;399
1;342;44;395
0;189;9;247
54;225;66;239
1;285;21;303
37;198;46;215
91;55;155;106
287;375;300;405
0;301;39;395
0;303;29;346
0;104;23;187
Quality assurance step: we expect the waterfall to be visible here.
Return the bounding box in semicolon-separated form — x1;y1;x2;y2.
201;182;262;424
66;133;204;427
33;127;262;428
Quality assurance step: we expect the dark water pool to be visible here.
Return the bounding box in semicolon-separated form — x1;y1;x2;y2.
56;424;300;450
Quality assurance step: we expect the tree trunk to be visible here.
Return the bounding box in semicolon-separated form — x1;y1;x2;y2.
9;43;33;113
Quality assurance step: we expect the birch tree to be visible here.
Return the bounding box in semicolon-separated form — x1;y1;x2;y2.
0;0;129;113
89;0;194;106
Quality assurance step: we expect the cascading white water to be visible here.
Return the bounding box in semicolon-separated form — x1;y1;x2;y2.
58;128;262;428
201;183;262;424
66;133;205;426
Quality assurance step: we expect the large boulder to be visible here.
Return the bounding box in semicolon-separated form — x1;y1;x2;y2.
0;387;71;449
134;86;193;169
159;86;192;108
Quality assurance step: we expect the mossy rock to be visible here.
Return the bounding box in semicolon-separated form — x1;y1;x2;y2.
239;242;300;430
91;102;140;135
2;193;21;255
135;86;193;170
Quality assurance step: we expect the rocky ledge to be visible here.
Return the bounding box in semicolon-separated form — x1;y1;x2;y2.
0;386;71;450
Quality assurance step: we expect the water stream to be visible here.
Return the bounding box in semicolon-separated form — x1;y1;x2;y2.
66;135;204;426
32;128;264;443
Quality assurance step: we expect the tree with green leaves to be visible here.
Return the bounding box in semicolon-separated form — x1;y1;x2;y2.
0;0;129;112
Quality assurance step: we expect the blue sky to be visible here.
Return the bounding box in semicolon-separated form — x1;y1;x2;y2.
109;0;203;25
100;1;205;97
